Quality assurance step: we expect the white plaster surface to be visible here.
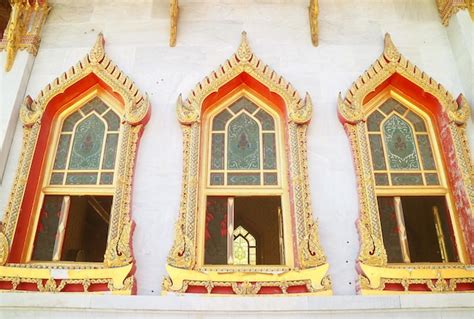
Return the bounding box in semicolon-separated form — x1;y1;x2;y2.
0;0;473;304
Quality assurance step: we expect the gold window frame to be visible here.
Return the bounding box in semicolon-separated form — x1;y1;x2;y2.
163;32;331;295
338;33;474;294
0;34;150;294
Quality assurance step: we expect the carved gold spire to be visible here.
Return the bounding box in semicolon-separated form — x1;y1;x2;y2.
169;0;178;47
309;0;319;46
383;33;400;63
89;32;105;64
236;31;253;61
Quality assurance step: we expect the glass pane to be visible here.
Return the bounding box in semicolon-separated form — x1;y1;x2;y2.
368;134;386;170
227;113;260;170
254;109;275;130
383;114;420;170
380;98;407;116
391;173;423;185
31;196;64;261
53;134;71;170
233;235;250;265
65;173;98;185
406;111;426;132
102;133;119;169
228;173;261;185
417;135;436;170
367;110;385;132
229;97;258;114
263;133;277;169
81;97;108;115
210;133;225;170
377;197;403;263
425;173;440;185
210;173;224;185
50;173;64;185
62;111;83;132
264;173;278;185
374;173;389;185
212;109;232;131
68;114;106;170
204;197;228;265
103;109;121;131
100;172;114;185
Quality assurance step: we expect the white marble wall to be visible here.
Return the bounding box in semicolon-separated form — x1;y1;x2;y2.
0;0;473;298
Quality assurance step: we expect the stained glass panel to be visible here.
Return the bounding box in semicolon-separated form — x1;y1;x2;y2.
264;173;278;185
69;114;106;170
374;173;389;186
263;133;276;169
210;173;224;185
81;97;108;115
417;135;436;170
212;109;232;131
102;133;119;169
383;115;420;170
100;172;114;185
229;97;258;114
211;133;225;170
233;235;249;265
368;134;386;170
50;173;64;185
53;134;71;170
62;111;83;132
228;173;260;185
103;109;121;131
31;196;64;261
367;111;385;132
227;113;260;170
380;98;407;116
391;173;423;185
254;109;275;130
406;111;426;132
425;173;440;185
204;197;228;265
65;173;98;185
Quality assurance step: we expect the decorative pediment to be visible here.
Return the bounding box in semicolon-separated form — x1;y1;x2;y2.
177;31;313;125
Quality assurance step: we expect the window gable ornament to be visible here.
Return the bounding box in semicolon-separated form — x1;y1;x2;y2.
338;33;474;294
165;32;330;295
0;33;150;294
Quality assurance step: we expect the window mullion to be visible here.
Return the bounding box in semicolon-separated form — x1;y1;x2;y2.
52;195;71;261
227;197;235;265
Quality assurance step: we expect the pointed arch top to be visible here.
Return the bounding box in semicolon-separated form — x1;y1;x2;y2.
338;33;470;125
20;33;150;127
177;31;312;125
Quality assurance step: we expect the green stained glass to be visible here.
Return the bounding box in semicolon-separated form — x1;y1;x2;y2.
62;111;83;132
374;173;389;185
65;173;98;185
229;97;258;114
103;109;121;131
254;109;275;130
32;196;64;261
211;133;225;170
50;173;64;185
100;172;114;185
391;173;423;185
417;135;436;170
263;133;276;169
212;109;232;131
380;98;407;116
69;114;105;170
406;111;426;132
368;134;386;170
53;134;72;169
425;173;440;185
102;133;119;169
210;173;224;185
367;111;385;132
264;173;278;185
228;173;260;185
383;114;420;170
227;113;260;170
81;97;108;115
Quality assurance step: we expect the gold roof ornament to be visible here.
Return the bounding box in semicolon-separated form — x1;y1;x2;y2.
436;0;470;26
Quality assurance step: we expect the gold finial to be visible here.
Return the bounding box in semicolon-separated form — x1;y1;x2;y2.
176;94;199;124
383;33;400;63
89;33;106;64
236;31;253;62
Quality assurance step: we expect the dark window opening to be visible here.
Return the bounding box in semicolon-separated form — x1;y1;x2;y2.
377;196;458;263
0;0;11;37
204;196;283;266
32;195;112;262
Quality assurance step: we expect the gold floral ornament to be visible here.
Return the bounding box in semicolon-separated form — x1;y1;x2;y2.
0;0;50;72
339;33;474;294
165;31;330;295
0;33;150;294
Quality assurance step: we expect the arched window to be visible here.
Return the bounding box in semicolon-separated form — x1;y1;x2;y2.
165;33;330;295
339;34;474;294
0;34;150;294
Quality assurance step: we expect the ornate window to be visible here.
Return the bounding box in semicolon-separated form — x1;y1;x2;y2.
338;34;474;294
164;32;330;295
0;34;150;294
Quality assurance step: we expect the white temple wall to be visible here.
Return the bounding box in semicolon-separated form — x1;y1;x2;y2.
0;0;473;298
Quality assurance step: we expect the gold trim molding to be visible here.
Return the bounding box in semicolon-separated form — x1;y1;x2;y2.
0;0;50;72
436;0;469;26
338;33;474;294
0;33;150;294
164;31;330;295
